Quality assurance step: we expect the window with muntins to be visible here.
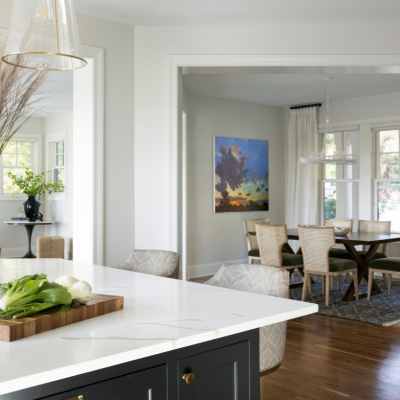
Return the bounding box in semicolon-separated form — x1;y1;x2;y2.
0;138;38;195
321;130;359;222
375;128;400;232
47;140;65;190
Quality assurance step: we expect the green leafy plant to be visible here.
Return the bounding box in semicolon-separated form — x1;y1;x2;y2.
7;168;63;197
0;274;72;319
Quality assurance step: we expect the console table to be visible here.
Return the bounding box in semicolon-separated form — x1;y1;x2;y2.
4;220;53;258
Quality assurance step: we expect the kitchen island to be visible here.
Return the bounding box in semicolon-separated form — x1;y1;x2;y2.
0;259;317;400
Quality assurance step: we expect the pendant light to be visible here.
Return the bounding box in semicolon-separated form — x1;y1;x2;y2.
300;75;356;165
2;0;87;71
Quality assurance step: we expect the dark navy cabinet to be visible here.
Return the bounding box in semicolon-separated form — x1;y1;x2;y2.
3;330;259;400
178;341;251;400
44;365;167;400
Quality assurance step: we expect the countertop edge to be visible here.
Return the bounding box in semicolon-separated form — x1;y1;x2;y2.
0;302;318;395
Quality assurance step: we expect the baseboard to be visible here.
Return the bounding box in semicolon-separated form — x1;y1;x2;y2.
0;247;26;258
188;258;247;279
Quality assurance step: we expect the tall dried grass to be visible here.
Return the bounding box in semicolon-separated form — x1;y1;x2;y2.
0;58;47;154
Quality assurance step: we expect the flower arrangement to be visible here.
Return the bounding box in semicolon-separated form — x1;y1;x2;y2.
7;169;63;197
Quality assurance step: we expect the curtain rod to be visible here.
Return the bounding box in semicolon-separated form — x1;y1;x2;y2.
290;103;322;110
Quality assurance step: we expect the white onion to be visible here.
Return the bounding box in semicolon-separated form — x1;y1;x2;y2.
69;280;93;304
55;275;79;289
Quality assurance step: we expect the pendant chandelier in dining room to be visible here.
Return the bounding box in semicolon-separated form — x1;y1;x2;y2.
300;76;357;165
2;0;87;71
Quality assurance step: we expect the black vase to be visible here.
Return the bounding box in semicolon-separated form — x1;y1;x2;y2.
24;196;40;222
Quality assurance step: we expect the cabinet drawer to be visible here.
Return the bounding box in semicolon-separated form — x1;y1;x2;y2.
178;341;252;400
43;365;167;400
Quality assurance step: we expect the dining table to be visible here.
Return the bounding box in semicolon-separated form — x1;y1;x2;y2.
287;228;400;301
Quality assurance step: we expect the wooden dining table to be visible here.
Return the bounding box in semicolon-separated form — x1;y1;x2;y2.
287;228;400;300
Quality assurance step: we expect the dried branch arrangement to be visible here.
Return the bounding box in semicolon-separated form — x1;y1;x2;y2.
0;59;47;155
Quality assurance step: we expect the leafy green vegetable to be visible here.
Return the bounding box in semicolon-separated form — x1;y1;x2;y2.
0;274;72;319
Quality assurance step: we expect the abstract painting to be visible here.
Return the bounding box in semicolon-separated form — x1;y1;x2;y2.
214;136;269;213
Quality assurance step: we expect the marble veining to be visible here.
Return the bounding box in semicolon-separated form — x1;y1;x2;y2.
0;259;318;395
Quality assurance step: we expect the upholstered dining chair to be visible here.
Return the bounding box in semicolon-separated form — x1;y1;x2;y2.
368;258;400;300
298;226;359;306
205;263;289;374
118;250;180;278
255;224;303;274
359;220;391;259
325;219;353;259
37;236;65;259
243;218;270;264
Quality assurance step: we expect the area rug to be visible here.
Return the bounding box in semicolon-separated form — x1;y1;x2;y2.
290;276;400;327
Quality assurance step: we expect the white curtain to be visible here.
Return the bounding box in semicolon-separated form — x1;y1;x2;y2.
285;107;320;228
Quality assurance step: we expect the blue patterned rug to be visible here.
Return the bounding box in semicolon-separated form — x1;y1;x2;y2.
290;275;400;327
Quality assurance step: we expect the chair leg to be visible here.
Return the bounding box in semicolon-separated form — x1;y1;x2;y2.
387;274;392;296
307;274;313;297
302;273;308;301
367;269;373;301
325;274;330;306
353;271;359;301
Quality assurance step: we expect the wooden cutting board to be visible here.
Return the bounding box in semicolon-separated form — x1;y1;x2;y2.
0;294;124;342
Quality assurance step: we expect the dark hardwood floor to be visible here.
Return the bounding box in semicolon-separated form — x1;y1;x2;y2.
261;315;400;400
192;276;400;399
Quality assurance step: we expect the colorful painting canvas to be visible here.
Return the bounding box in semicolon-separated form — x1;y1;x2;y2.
214;136;269;213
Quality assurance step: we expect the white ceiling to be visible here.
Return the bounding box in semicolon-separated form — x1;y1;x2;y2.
75;0;400;25
183;68;400;107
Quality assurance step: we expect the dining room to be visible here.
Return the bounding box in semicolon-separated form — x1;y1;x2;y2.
183;66;400;325
181;66;400;398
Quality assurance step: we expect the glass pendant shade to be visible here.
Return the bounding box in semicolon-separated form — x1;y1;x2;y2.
2;0;87;71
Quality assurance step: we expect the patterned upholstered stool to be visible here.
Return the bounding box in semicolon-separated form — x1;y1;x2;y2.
118;250;180;278
206;263;289;374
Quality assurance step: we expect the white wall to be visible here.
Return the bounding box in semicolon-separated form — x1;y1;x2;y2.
185;93;285;276
133;21;400;253
77;15;134;266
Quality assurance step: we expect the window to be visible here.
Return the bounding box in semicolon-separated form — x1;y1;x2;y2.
321;131;359;222
48;140;64;188
0;138;38;195
375;129;400;232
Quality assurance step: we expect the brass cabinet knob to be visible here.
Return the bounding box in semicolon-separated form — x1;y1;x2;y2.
181;372;195;385
68;396;85;400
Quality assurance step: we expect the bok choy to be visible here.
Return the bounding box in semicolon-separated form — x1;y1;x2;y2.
0;274;72;319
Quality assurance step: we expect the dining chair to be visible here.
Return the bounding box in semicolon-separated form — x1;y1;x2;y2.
256;224;303;273
359;220;391;259
243;218;270;264
368;257;400;300
325;219;353;259
205;263;289;374
37;236;65;259
298;226;359;306
117;249;180;278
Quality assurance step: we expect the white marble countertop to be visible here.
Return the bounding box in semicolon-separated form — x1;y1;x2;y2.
0;259;317;395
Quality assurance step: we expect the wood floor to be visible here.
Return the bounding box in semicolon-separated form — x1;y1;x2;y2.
261;314;400;400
